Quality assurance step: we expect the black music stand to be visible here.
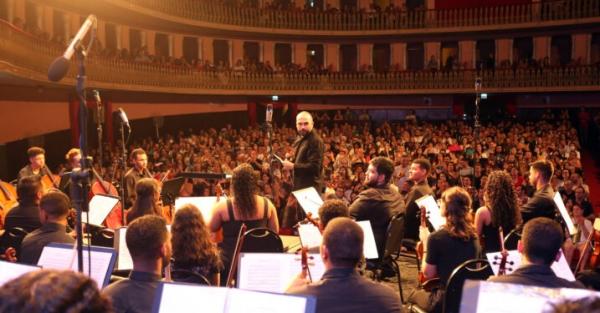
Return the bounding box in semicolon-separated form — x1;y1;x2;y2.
160;177;185;206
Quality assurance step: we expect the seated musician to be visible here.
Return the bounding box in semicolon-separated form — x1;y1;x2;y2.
103;215;171;313
17;147;46;181
19;191;75;265
287;217;401;313
125;178;164;225
170;204;222;285
209;163;279;287
318;199;349;231
4;176;43;233
488;217;584;289
408;187;480;313
474;170;522;253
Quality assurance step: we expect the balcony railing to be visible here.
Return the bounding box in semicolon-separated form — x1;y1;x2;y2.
114;0;600;31
0;21;598;95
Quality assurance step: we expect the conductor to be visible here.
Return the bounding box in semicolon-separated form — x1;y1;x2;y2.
282;111;325;192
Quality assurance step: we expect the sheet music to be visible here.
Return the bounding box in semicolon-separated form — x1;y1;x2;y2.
115;228;133;270
82;195;120;227
485;249;575;281
225;288;310;313
460;280;600;313
175;197;223;223
356;221;379;259
238;253;325;293
554;192;577;235
37;243;116;287
292;187;323;218
0;260;40;286
154;284;315;313
157;283;228;313
594;218;600;231
297;224;322;249
280;235;302;252
415;195;445;230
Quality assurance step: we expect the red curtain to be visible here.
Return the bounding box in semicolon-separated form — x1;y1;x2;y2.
435;0;529;9
247;102;257;126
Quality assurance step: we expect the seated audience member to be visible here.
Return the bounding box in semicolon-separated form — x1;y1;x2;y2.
521;160;558;224
474;170;522;253
103;215;171;313
170;204;222;285
287;217;401;313
126;178;164;224
350;157;404;258
408;186;480;313
489;217;584;288
0;269;112;313
4;175;43;233
19;191;75;265
318;199;349;231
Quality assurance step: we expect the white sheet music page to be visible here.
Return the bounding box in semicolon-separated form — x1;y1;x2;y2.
0;260;40;286
157;284;228;313
116;228;133;270
415;195;445;230
292;187;323;218
297;224;322;249
356;221;379;259
238;253;325;293
554;192;577;235
225;288;309;313
175;197;222;223
84;195;119;226
460;280;600;313
486;249;575;281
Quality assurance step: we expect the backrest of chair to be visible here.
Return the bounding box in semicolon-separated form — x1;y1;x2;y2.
91;227;115;248
2;227;29;255
503;228;522;251
241;228;284;253
443;259;493;313
171;269;211;285
383;214;405;259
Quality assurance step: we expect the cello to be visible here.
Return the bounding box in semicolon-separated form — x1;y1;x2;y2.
41;166;60;192
90;166;123;229
0;180;17;228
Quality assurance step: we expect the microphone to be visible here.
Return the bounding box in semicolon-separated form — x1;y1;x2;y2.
117;108;130;128
92;90;101;104
266;103;273;124
48;15;97;82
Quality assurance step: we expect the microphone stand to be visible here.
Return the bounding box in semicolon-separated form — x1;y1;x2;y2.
69;36;95;275
96;97;103;168
119;122;128;226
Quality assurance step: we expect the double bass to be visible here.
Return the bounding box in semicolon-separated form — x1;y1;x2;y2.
0;180;17;228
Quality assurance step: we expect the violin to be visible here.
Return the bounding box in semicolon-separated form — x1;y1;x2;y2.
493;227;515;275
226;223;247;288
304;212;320;230
574;222;597;272
588;230;600;270
416;207;428;284
299;246;313;282
0;180;17;226
156;170;173;224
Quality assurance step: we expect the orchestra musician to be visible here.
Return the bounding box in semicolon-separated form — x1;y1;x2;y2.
124;148;152;209
521;160;558;225
407;187;480;313
209;163;279;287
17;147;46;181
58;148;82;195
125;178;164;225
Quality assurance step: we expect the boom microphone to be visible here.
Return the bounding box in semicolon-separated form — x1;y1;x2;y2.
117;108;130;128
47;15;97;82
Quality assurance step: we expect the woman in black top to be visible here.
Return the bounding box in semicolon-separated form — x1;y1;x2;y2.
171;204;222;285
474;170;522;253
126;178;164;225
209;164;279;286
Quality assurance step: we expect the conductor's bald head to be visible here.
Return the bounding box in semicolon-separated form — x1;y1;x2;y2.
322;217;363;268
296;111;314;136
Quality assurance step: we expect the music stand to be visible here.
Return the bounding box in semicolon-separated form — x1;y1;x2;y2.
161;177;185;206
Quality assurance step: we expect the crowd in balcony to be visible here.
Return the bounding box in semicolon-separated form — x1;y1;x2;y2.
63;108;597;245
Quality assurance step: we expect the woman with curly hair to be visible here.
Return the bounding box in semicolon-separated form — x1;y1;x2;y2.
171;204;222;285
209;163;279;286
475;170;522;253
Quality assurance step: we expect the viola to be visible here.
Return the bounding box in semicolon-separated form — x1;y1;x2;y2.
588;230;600;270
416;206;428;284
299;246;314;282
492;227;515;275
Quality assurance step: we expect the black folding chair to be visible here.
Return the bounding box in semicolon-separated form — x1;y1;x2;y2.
1;227;29;258
443;259;494;313
503;228;522;251
241;228;284;253
371;214;407;303
171;269;211;285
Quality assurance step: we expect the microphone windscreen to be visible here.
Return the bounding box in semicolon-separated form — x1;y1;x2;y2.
47;57;70;82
